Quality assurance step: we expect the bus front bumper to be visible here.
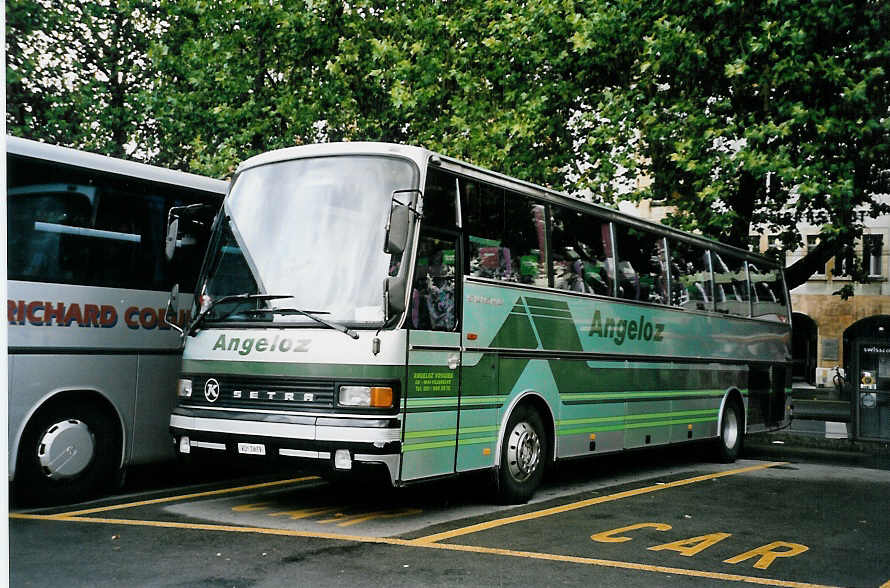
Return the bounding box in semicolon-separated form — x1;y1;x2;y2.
169;409;402;483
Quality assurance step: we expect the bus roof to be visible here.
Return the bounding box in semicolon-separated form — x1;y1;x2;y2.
6;135;229;195
239;141;778;268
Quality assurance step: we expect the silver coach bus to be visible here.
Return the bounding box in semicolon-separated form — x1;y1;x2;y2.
7;136;226;503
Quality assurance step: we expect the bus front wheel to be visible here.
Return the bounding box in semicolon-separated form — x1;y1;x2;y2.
15;400;119;505
497;405;546;504
716;399;744;463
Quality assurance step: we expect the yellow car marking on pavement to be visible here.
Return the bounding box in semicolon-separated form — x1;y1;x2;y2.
11;462;836;587
410;461;786;545
10;476;320;520
15;513;836;588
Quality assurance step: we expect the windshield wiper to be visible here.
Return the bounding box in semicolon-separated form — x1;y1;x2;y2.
188;293;294;335
242;307;359;340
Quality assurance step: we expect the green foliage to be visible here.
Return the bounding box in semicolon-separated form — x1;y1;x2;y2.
9;0;889;290
578;0;890;288
6;0;161;158
147;0;591;182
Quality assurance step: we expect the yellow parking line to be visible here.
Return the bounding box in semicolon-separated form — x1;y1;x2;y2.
421;542;838;588
410;462;786;545
20;513;835;588
38;515;416;545
13;476;320;519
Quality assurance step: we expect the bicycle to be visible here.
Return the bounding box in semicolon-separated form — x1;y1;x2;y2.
832;366;846;396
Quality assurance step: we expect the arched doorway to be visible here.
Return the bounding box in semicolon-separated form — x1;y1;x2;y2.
843;315;890;370
845;315;890;440
792;312;818;385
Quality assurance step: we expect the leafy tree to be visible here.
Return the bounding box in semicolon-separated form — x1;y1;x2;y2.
11;0;887;293
579;0;890;291
148;0;594;184
6;0;162;158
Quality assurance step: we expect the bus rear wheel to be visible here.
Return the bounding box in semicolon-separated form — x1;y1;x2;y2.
497;405;546;504
716;399;744;463
15;400;119;505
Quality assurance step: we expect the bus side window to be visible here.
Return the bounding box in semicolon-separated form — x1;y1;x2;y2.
749;264;788;321
613;224;668;304
410;232;457;331
669;240;712;311
713;252;750;317
463;180;507;279
408;167;461;331
504;191;547;288
422;167;458;229
550;205;613;296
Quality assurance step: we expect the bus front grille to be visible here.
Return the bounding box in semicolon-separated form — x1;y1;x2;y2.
184;374;335;411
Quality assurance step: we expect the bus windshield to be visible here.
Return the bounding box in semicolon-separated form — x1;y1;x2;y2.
199;155;417;327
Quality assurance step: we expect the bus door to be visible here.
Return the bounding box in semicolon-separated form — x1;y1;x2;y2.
401;230;462;480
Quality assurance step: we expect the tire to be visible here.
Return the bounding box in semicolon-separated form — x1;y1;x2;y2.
496;405;547;504
716;399;744;463
14;400;120;506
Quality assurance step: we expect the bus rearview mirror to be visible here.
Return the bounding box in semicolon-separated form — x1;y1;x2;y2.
165;217;180;261
165;283;184;336
384;276;406;321
385;204;410;255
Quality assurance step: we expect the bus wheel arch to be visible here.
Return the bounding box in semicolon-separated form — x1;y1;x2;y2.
494;393;555;504
14;390;124;505
716;388;745;463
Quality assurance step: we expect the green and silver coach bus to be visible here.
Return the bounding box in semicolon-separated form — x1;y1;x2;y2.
167;142;791;503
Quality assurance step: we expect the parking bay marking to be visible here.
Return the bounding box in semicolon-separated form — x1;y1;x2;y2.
11;461;839;588
409;461;787;545
592;522;809;570
14;514;837;588
10;476;322;520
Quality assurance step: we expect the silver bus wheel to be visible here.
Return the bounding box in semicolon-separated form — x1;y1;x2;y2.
497;404;547;504
37;419;96;480
15;400;119;506
716;399;743;462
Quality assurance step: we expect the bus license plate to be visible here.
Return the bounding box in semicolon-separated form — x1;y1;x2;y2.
238;443;266;456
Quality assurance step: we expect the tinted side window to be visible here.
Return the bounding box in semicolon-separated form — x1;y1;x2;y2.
7;154;219;292
550;206;613;296
422;167;458;229
713;252;750;317
409;232;457;331
463;181;547;287
614;224;668;304
749;264;788;321
669;240;712;311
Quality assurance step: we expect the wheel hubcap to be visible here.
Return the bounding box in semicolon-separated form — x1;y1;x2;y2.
722;409;739;450
37;419;95;479
507;421;541;482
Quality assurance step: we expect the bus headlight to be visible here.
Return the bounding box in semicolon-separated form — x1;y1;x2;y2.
178;378;193;398
338;385;393;408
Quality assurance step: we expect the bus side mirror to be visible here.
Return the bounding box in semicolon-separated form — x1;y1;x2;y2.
384;204;410;255
384;276;406;321
165;217;180;261
165;283;184;336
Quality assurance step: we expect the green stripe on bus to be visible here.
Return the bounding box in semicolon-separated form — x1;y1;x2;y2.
561;389;730;402
403;440;457;451
404;428;456;439
558;416;717;436
458;436;497;446
460;396;508;405
557;409;717;429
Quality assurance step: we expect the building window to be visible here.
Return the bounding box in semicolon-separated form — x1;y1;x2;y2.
806;235;826;277
864;234;884;278
834;245;855;278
